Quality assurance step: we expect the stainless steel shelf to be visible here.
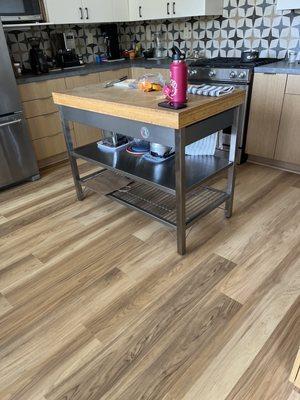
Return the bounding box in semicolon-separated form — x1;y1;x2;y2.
107;182;229;228
72;142;233;195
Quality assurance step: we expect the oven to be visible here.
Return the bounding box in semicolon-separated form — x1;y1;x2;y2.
0;0;44;23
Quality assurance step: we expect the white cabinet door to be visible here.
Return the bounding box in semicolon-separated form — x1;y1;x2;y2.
172;0;223;18
113;0;129;21
129;0;168;21
277;0;300;10
45;0;84;24
83;0;114;22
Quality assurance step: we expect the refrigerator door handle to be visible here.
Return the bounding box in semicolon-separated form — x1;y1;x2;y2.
0;119;22;128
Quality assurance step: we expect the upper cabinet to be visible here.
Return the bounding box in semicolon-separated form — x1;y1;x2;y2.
277;0;300;10
129;0;223;21
45;0;84;24
45;0;222;23
45;0;128;23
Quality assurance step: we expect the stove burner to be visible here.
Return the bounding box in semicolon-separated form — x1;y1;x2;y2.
190;57;278;69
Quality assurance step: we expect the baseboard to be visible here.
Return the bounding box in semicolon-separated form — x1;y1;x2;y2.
248;155;300;175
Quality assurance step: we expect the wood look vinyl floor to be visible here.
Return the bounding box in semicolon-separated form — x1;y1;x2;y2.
0;161;300;400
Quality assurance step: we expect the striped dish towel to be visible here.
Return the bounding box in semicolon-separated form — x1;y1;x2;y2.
188;84;234;97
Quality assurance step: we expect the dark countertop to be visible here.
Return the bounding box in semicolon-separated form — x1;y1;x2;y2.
255;60;300;75
16;58;171;84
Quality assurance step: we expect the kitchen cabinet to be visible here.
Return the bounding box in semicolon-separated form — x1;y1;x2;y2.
246;73;287;159
45;0;84;24
275;94;300;165
277;0;300;10
45;0;121;24
129;0;223;21
170;0;223;18
65;73;102;147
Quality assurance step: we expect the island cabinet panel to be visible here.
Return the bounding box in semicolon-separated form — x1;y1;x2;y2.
65;73;102;147
275;94;300;165
246;73;287;159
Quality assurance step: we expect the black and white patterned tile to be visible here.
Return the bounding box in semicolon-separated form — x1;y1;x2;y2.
5;0;300;67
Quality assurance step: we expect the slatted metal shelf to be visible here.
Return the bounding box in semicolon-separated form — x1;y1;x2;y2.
107;182;230;228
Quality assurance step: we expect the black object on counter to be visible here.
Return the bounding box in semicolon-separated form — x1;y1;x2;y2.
101;24;121;60
28;37;49;75
241;50;259;63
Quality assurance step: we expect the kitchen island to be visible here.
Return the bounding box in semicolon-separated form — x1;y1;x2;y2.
53;84;245;255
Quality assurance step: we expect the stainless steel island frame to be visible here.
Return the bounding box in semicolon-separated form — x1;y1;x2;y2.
58;103;240;255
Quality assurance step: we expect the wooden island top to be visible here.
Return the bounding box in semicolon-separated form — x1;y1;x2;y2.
53;84;245;129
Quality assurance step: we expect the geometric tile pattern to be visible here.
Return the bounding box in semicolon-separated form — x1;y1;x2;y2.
119;0;300;59
5;0;300;69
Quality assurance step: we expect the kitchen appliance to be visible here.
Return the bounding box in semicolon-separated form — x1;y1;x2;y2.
188;56;280;163
50;32;81;69
0;21;39;189
28;37;49;74
101;24;121;61
0;0;44;23
241;50;259;63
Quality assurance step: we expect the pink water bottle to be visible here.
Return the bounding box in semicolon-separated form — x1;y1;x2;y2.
169;46;188;105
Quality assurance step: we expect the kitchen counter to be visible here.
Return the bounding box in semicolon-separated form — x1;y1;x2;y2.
255;60;300;75
16;58;171;84
53;83;245;255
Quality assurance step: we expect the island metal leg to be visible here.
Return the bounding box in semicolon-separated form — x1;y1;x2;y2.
225;106;240;218
175;129;186;255
59;109;85;201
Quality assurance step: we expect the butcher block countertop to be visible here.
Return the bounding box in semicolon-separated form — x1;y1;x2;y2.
52;84;245;129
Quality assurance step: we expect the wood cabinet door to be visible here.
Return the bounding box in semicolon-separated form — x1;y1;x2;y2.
19;78;67;102
65;73;100;90
246;73;287;159
275;94;300;165
45;0;84;24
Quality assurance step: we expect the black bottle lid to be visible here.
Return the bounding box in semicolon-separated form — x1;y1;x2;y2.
171;46;185;60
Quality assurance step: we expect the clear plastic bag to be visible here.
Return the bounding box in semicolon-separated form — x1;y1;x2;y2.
137;73;165;92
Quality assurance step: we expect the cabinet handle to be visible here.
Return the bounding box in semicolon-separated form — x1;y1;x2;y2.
167;2;170;15
139;6;142;18
173;1;176;14
85;7;89;19
79;7;83;19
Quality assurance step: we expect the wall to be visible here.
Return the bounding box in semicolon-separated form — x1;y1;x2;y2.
5;24;108;69
5;0;300;68
119;0;300;59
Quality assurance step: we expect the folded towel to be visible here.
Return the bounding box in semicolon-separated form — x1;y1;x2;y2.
188;84;234;97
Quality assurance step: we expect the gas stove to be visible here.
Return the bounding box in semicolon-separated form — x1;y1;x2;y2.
187;57;280;164
188;57;277;84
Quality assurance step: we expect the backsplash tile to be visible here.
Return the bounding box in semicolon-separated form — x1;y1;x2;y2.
5;0;300;69
118;0;300;59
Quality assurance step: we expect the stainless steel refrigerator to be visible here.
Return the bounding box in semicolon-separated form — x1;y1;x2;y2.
0;21;39;189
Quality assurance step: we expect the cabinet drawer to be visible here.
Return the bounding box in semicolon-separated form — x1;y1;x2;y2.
22;97;58;118
99;68;130;83
32;133;67;160
285;75;300;95
18;78;66;101
65;73;100;90
27;112;62;140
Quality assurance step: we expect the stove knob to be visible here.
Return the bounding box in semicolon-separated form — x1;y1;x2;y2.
230;71;237;79
208;70;216;78
188;68;197;76
238;71;247;79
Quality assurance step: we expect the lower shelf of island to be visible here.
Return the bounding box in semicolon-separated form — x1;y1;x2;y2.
72;141;233;195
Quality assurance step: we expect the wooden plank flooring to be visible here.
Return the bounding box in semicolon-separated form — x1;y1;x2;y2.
0;161;299;400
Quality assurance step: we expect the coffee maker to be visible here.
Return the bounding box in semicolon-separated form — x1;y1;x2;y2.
101;24;121;60
28;38;49;75
50;32;81;69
